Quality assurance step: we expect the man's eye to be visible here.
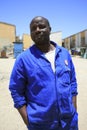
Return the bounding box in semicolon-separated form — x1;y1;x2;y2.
31;27;36;31
39;25;46;29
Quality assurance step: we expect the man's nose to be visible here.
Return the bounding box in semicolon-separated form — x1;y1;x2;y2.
36;27;40;31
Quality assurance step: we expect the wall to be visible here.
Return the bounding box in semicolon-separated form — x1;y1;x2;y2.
23;34;33;49
63;29;87;50
50;31;62;46
0;22;16;49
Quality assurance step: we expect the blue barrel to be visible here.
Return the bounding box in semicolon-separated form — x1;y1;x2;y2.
13;42;23;58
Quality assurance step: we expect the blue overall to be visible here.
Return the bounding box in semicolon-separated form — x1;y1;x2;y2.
9;41;78;130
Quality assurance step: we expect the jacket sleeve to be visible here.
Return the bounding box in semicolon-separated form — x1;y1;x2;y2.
9;56;27;108
69;54;78;96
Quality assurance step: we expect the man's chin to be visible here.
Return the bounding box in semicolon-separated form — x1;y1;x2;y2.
35;39;45;45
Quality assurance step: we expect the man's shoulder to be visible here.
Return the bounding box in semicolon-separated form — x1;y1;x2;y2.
56;45;72;60
51;41;68;53
16;44;36;61
56;44;69;53
19;45;35;56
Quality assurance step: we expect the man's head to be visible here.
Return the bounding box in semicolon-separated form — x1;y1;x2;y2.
30;16;51;47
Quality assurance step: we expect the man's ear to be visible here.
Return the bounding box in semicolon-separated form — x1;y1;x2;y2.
49;27;51;31
49;27;51;34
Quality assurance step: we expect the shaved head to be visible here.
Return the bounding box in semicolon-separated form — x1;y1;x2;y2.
30;16;50;28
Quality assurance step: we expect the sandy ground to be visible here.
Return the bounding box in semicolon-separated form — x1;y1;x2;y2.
0;56;87;130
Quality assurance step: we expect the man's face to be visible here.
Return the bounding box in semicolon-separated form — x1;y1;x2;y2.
30;17;51;46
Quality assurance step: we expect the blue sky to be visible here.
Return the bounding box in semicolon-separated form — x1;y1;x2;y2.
0;0;87;38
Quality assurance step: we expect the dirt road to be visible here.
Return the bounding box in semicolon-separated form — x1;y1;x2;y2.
0;57;87;130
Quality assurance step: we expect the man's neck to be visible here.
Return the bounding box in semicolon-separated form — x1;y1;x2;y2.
36;42;55;53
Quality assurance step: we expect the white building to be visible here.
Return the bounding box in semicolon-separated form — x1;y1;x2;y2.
50;31;62;46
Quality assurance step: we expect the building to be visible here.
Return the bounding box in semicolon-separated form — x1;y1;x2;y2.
0;21;62;57
62;29;87;58
22;34;33;50
0;22;16;57
50;31;62;46
62;29;87;50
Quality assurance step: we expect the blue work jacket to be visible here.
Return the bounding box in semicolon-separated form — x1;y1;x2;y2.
9;41;78;129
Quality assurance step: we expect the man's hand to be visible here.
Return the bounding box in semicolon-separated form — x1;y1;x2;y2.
72;96;77;111
18;105;29;126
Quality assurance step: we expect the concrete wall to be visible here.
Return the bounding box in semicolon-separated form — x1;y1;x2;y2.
50;31;62;46
23;34;33;49
63;29;87;50
0;22;16;49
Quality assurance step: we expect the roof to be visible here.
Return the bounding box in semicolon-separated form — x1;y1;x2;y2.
0;21;15;27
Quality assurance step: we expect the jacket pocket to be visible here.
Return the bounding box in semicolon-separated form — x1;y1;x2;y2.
57;66;74;117
58;89;74;117
58;66;71;86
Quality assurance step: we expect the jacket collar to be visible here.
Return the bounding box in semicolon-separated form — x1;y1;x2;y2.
32;41;61;56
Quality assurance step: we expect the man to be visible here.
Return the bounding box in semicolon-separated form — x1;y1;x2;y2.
9;16;78;130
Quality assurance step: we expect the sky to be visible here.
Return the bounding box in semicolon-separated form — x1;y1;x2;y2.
0;0;87;39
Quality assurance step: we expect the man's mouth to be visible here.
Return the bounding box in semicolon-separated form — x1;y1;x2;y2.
36;33;44;39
